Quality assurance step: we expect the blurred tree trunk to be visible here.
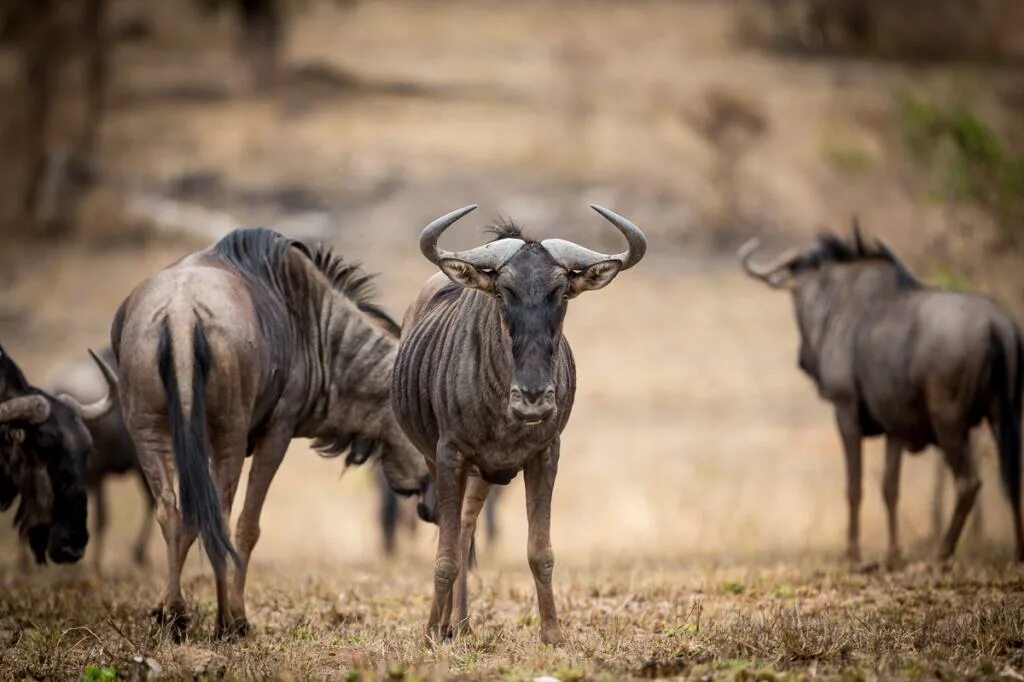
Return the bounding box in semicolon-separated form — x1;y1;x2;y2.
0;0;109;239
238;0;283;93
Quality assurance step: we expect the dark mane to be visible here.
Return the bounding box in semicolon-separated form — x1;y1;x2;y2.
211;228;400;337
794;224;919;288
308;245;401;337
485;218;535;243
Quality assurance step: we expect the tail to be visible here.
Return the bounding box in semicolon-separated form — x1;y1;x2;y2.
990;328;1023;514
157;317;237;571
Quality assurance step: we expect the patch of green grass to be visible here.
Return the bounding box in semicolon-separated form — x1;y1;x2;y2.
821;136;874;176
932;266;970;293
517;613;538;627
720;580;747;595
82;666;118;682
774;585;795;598
554;666;585;681
901;94;1024;243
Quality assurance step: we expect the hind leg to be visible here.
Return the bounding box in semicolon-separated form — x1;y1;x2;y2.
451;476;491;637
131;426;195;639
90;481;108;575
379;471;399;556
484;487;500;544
229;425;291;633
211;432;247;639
988;419;1024;560
930;452;946;542
132;469;155;567
937;434;981;560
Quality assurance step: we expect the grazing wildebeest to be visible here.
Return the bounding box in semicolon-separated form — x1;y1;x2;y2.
47;347;154;572
111;228;432;639
393;205;647;643
0;344;114;564
740;226;1023;563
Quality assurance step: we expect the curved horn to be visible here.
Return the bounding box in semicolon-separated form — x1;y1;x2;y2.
58;349;118;422
738;238;800;287
420;204;527;270
541;205;648;271
0;395;51;424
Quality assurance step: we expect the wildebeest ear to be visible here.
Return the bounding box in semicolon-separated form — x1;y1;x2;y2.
439;259;497;293
569;260;622;297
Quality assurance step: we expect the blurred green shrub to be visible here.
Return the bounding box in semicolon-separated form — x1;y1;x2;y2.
820;135;874;176
901;96;1024;244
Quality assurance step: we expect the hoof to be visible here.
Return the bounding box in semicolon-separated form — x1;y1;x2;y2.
540;627;564;646
844;546;862;563
884;550;905;571
153;607;189;643
215;617;250;640
424;626;453;647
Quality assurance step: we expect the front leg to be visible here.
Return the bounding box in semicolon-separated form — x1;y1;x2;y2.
452;474;491;636
229;423;292;637
524;439;563;646
835;409;863;562
882;437;903;567
426;440;467;644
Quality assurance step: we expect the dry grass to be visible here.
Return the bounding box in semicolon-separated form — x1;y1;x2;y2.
2;558;1023;680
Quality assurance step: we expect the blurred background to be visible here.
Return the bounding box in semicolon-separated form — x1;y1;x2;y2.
1;0;1023;572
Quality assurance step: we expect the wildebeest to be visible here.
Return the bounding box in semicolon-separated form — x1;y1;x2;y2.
740;227;1023;563
393;205;646;643
0;343;114;564
46;347;154;572
111;228;432;639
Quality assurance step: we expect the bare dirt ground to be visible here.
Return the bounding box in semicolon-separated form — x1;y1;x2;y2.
1;1;1023;679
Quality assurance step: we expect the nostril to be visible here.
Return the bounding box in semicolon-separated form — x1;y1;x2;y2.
521;389;545;405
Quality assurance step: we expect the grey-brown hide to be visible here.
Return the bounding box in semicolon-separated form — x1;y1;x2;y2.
741;228;1024;563
111;228;430;640
393;205;646;645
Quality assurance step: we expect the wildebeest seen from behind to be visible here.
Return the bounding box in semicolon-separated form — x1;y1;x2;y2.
47;347;154;572
111;228;432;639
393;205;647;644
740;226;1023;563
0;344;115;564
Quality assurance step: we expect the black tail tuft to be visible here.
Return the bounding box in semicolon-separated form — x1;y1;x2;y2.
991;330;1022;513
158;318;238;571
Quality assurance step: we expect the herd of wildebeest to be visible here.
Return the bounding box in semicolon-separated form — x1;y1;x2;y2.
0;205;1021;645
